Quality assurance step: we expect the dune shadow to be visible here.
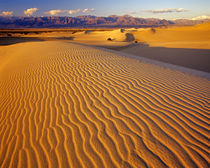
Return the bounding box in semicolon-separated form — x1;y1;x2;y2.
84;30;93;34
56;36;75;40
111;43;210;73
0;36;75;46
0;37;45;46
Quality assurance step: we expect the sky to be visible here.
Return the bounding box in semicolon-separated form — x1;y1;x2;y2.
0;0;209;19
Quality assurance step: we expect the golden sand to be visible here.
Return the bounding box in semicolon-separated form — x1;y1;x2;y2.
0;41;209;168
132;23;210;49
18;23;210;49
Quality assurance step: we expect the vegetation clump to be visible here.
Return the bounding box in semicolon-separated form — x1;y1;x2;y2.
151;28;156;33
120;28;125;33
125;33;135;42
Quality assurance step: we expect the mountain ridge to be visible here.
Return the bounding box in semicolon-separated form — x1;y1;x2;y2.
0;15;209;28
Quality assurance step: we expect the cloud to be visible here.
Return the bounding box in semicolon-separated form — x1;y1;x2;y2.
24;8;38;16
129;11;137;15
68;9;81;15
146;8;187;14
45;9;81;15
45;9;67;15
0;11;13;16
82;8;95;13
45;8;94;15
192;15;210;20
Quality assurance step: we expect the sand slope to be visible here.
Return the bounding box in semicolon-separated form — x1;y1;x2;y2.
132;23;210;49
5;23;210;49
0;41;209;168
71;23;210;49
115;44;210;73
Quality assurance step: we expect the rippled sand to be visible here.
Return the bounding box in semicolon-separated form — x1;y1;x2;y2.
0;41;209;168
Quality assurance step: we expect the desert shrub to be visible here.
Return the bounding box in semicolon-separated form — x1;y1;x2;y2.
84;30;93;34
151;28;156;33
107;38;112;41
7;33;12;37
125;33;135;42
134;40;138;43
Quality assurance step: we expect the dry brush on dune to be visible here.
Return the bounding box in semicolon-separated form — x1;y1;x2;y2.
0;41;209;168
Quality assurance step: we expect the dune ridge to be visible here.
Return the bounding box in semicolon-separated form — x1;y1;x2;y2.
0;41;209;168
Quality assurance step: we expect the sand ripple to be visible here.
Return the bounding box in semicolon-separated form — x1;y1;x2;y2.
0;42;209;168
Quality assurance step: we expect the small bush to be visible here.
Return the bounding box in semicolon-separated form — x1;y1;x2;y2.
107;38;112;41
151;28;156;33
125;33;135;42
84;30;92;34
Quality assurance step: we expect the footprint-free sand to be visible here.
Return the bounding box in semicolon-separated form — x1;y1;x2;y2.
0;41;209;168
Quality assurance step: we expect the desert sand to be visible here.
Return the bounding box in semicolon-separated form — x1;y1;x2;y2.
1;23;210;72
73;23;210;72
131;23;210;49
0;41;209;168
13;23;209;49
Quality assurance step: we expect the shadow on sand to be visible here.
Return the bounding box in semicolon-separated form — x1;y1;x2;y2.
0;37;44;46
111;43;210;73
0;37;75;46
1;38;209;73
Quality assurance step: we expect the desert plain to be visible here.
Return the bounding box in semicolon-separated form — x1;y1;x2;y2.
0;23;210;168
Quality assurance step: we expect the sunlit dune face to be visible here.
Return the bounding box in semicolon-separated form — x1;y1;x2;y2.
0;41;209;168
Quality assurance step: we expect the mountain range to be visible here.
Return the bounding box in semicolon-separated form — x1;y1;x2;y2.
0;15;209;28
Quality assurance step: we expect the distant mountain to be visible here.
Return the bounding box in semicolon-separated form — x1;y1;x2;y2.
173;19;210;26
0;15;209;28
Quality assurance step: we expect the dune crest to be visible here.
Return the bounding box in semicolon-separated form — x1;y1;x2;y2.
0;41;209;168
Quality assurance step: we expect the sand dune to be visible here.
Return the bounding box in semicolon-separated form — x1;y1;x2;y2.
71;23;210;49
0;41;209;168
132;23;210;49
3;23;209;49
113;44;210;73
72;29;134;46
